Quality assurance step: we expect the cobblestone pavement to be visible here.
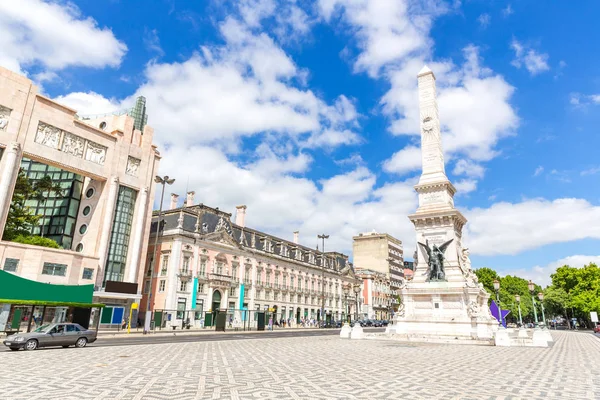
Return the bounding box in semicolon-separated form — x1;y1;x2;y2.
0;331;598;400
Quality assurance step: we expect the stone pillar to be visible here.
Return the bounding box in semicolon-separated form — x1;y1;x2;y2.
293;231;299;244
0;142;22;235
170;193;179;210
96;176;119;286
417;66;447;185
186;191;195;207
126;186;149;283
235;205;247;227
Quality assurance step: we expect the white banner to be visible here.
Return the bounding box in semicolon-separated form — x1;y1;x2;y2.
591;311;598;323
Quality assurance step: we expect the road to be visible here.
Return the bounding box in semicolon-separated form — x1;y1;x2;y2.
92;327;385;347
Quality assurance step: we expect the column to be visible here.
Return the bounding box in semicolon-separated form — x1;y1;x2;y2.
126;187;149;283
96;176;119;286
165;240;182;312
0;142;22;235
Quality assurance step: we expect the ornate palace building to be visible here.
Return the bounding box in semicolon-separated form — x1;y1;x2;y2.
0;66;160;328
141;196;359;328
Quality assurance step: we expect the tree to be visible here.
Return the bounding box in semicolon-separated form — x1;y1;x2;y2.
474;267;498;296
2;169;41;240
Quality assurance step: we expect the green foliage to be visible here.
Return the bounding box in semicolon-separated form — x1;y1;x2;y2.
2;169;64;244
11;234;60;249
2;169;41;240
474;267;498;296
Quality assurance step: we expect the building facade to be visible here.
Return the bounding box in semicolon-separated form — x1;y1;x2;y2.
141;198;358;328
352;231;404;289
355;268;397;320
0;66;160;327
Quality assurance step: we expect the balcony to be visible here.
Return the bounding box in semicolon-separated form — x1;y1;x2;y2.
197;271;208;281
243;279;253;287
255;280;263;288
178;269;193;281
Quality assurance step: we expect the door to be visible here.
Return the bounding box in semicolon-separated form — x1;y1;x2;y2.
45;324;68;346
65;324;80;345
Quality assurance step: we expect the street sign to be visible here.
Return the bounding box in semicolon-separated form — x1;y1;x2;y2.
591;311;598;323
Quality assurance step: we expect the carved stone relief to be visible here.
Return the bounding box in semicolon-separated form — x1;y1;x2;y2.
85;141;107;165
0;105;11;131
61;132;85;158
35;122;61;149
126;156;141;176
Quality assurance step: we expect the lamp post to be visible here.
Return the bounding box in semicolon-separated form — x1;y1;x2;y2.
528;280;539;327
493;279;503;328
538;292;546;328
515;294;523;327
343;284;350;323
353;283;361;321
143;175;175;334
317;234;329;328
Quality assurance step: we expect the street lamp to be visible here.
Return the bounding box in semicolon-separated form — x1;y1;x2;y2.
538;292;546;328
528;280;539;327
144;175;175;334
317;234;329;328
343;284;350;323
493;279;503;328
353;283;361;321
515;294;523;327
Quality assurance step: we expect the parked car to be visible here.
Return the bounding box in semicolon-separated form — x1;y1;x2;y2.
594;324;600;334
3;323;97;351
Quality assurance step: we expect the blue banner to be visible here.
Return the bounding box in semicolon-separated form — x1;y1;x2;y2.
191;277;198;309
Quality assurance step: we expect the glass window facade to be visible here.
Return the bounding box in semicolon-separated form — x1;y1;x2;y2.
103;185;137;285
82;268;94;280
19;158;84;249
42;262;67;276
3;258;19;272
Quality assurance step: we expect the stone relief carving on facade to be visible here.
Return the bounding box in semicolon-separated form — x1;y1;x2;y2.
126;156;141;176
61;132;85;158
467;301;479;318
251;232;256;248
0;105;11;131
35;122;61;149
85;141;107;165
201;222;209;233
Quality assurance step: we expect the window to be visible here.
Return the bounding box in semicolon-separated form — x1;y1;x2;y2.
66;324;77;332
180;281;189;292
42;262;67;276
159;280;166;292
85;188;95;198
82;205;91;216
75;243;84;252
229;287;236;297
3;258;19;272
232;265;238;279
177;298;186;319
144;280;150;294
216;262;223;275
82;268;94;280
199;258;207;276
161;255;169;275
79;224;87;234
182;256;190;271
198;283;204;293
103;186;137;285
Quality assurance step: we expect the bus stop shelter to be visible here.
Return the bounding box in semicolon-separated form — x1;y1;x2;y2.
0;270;104;334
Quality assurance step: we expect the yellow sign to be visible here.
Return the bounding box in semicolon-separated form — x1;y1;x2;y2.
131;303;138;310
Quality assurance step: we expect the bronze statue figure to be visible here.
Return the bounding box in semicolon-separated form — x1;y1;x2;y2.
417;239;453;281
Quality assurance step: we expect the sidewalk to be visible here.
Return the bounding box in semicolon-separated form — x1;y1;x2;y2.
97;326;330;339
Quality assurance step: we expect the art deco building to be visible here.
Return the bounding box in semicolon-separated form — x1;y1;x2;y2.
0;66;160;327
141;197;358;327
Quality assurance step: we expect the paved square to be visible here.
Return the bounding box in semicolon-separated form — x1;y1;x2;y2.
0;331;598;399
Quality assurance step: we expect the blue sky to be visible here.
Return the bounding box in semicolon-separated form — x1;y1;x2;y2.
3;0;600;285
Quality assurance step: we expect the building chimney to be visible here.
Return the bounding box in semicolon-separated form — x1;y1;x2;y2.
235;205;247;227
293;231;299;244
170;193;179;210
186;191;195;207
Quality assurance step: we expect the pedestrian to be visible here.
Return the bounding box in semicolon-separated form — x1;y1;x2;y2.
268;317;273;331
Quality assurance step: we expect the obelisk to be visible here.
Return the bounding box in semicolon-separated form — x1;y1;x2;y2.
386;66;497;342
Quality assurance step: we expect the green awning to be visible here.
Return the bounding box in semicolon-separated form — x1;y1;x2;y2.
0;299;104;308
0;269;94;304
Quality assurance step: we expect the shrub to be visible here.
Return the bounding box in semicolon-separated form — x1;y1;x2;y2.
11;235;61;249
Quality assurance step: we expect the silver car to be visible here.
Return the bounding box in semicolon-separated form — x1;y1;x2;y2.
3;322;97;351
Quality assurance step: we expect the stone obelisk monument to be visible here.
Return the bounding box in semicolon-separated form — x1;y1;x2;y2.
387;66;497;342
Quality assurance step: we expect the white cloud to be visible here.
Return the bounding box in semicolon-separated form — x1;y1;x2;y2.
0;0;126;75
54;91;121;116
533;166;544;177
572;92;600;107
464;198;600;256
581;166;600;176
453;159;485;179
502;5;514;17
477;13;490;28
503;255;600;287
382;145;421;175
510;39;550;76
454;179;477;195
143;28;164;57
